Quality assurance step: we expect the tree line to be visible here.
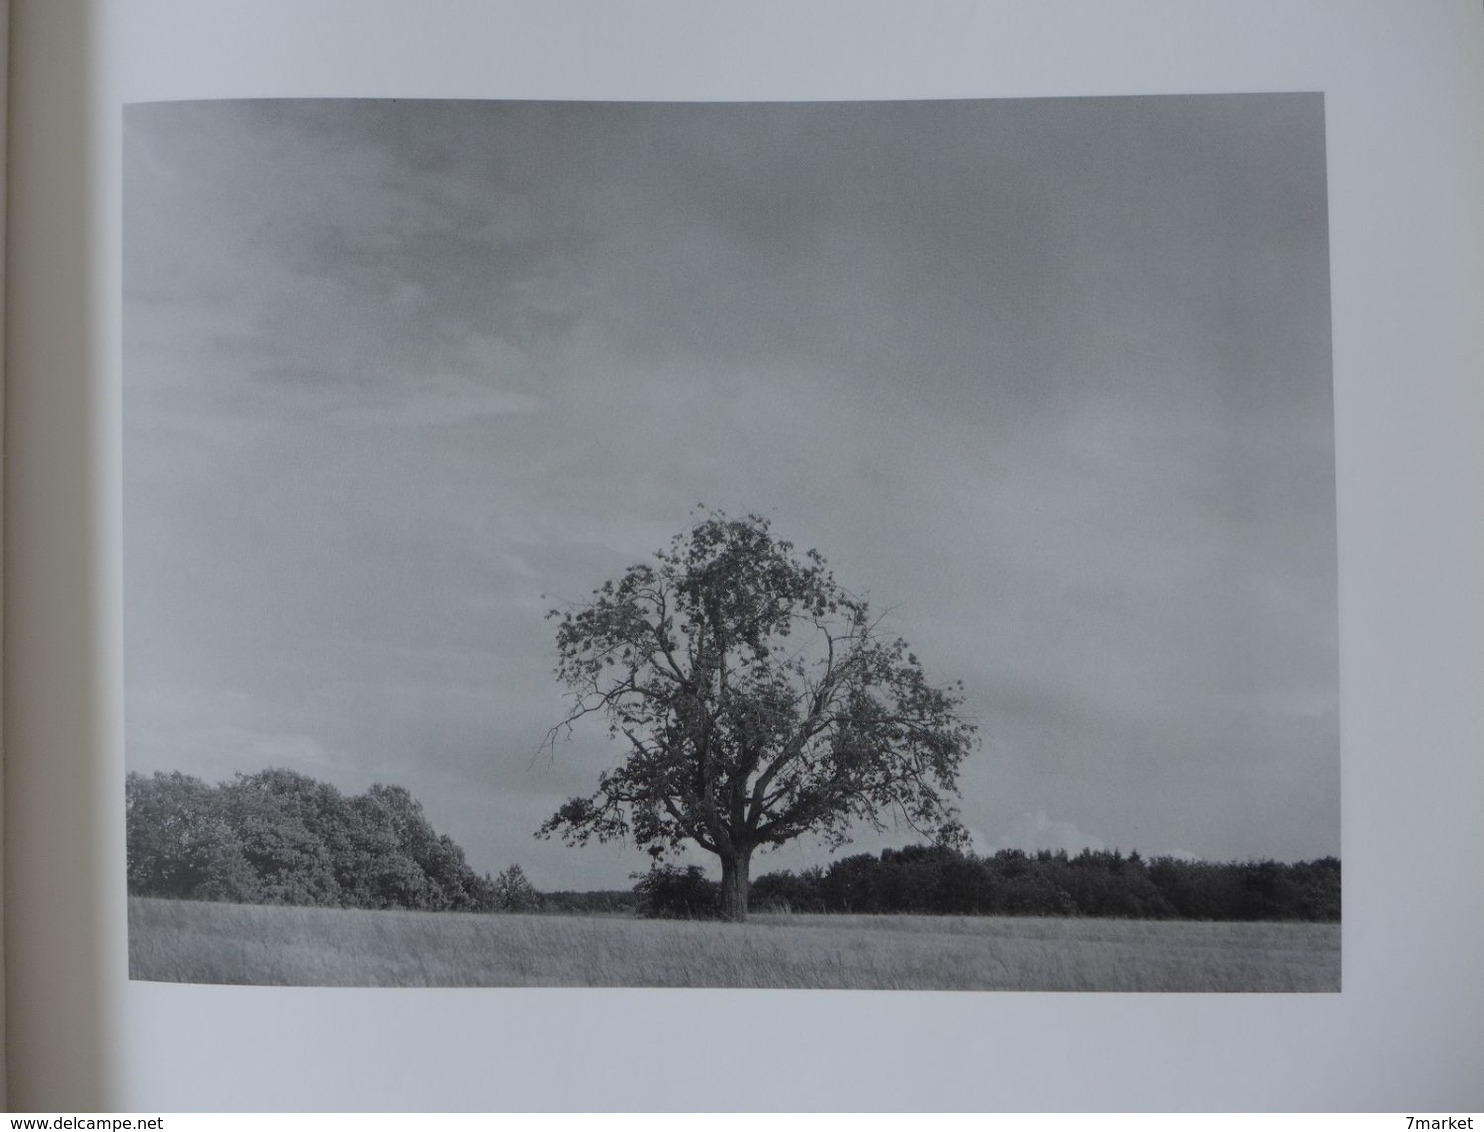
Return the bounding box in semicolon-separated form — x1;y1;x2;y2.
128;768;1339;922
126;768;499;911
635;844;1340;922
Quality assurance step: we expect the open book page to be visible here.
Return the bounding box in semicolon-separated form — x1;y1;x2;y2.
7;0;1484;1112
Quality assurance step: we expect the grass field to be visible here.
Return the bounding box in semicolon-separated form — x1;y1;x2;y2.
128;897;1339;991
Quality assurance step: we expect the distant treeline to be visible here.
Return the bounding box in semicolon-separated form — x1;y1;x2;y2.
634;845;1340;922
129;768;1340;922
126;769;497;911
756;845;1340;921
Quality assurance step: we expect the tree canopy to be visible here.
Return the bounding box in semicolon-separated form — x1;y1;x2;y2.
538;511;979;919
126;768;496;911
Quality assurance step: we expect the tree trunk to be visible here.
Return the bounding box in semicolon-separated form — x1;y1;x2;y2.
719;849;752;921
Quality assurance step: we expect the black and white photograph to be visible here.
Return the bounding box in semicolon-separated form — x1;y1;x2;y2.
123;95;1339;992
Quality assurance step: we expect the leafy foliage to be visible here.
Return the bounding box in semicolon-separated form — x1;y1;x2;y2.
125;769;496;911
632;863;721;919
493;863;542;912
535;889;638;916
539;511;979;918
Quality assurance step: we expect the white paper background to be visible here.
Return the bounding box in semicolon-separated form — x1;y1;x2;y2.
6;0;1482;1111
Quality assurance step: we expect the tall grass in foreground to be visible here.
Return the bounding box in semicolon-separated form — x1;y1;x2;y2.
128;897;1339;991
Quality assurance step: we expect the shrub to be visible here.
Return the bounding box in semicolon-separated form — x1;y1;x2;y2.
494;864;542;912
632;864;719;919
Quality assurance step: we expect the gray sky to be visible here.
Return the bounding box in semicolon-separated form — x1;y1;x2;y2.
123;96;1337;889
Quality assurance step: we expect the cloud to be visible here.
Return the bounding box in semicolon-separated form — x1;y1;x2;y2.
990;811;1106;856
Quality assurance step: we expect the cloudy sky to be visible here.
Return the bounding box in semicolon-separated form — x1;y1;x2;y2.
123;96;1337;889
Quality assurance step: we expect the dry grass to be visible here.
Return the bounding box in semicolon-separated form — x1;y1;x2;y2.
128;897;1339;992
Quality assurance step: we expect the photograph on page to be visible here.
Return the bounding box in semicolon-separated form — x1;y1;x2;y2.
122;95;1339;991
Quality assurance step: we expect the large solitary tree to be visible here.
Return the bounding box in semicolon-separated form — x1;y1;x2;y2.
538;512;979;920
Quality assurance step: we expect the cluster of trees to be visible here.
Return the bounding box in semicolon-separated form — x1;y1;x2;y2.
126;768;500;911
127;762;1341;923
632;845;1341;922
